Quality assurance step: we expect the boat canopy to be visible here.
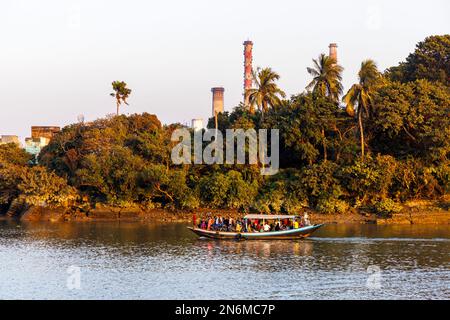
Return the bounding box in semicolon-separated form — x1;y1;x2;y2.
243;214;298;220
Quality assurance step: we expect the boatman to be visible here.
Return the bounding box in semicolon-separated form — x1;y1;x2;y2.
304;212;310;226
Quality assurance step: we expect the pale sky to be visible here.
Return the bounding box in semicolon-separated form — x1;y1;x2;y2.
1;0;449;141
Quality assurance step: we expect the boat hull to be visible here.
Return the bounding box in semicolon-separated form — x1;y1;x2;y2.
187;224;324;240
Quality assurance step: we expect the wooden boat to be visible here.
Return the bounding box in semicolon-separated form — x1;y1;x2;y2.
187;214;324;240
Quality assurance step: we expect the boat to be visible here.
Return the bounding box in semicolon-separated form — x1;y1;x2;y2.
187;214;324;240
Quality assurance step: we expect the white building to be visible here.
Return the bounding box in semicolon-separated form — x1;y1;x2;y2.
25;137;50;156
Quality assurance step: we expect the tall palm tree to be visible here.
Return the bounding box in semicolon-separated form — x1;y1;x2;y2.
246;67;285;173
306;54;343;102
247;67;286;115
306;54;343;161
110;81;132;115
343;60;380;160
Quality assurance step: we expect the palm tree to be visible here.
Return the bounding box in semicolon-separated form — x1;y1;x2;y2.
247;67;286;115
306;54;343;102
343;60;380;160
306;54;343;161
246;67;285;172
110;81;132;115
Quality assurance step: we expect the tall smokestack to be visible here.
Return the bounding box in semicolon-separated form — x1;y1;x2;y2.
211;87;224;117
329;43;338;62
243;40;253;108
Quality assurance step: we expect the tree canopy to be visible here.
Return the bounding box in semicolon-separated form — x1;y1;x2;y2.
1;35;449;217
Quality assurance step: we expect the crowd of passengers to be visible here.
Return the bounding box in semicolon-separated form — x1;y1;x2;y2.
195;213;311;232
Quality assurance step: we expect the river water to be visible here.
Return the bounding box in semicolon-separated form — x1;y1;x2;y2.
0;220;448;300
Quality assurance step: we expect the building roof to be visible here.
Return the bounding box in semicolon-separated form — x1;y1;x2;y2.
244;214;298;220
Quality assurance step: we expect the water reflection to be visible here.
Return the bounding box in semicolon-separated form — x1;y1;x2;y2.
196;238;314;258
0;220;448;299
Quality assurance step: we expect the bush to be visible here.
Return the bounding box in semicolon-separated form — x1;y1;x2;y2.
339;155;397;205
225;170;258;210
198;173;230;208
316;197;350;214
373;198;403;216
18;166;77;208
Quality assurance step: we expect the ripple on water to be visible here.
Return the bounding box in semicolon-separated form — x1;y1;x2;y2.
0;221;449;299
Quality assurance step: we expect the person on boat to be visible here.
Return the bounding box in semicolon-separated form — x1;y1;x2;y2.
236;222;242;232
229;217;234;230
212;216;220;230
200;220;207;229
274;222;280;231
263;222;271;232
207;217;214;230
293;219;299;229
223;217;229;230
303;212;310;226
299;218;304;228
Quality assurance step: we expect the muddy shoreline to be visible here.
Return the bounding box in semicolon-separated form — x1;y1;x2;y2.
2;201;448;225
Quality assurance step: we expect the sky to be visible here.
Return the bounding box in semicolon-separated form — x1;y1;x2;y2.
0;0;449;142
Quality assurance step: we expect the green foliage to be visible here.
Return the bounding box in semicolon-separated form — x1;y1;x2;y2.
339;155;397;205
306;53;344;103
18;166;77;208
198;172;230;208
255;169;308;214
316;198;349;214
1;35;448;215
247;67;286;114
343;60;381;159
0;143;32;165
76;146;145;205
198;170;257;210
139;164;198;210
225;170;258;210
386;35;450;86
0;163;22;206
371;79;450;161
110;81;132;115
301;161;344;211
373;199;403;217
0;144;76;210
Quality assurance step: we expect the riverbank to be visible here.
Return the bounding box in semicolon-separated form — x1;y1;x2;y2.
1;199;448;225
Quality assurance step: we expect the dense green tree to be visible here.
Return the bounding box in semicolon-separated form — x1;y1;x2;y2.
139;164;198;209
370;79;450;162
0;144;76;212
18;166;77;208
2;35;448;216
0;143;32;165
386;35;450;86
343;60;381;160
